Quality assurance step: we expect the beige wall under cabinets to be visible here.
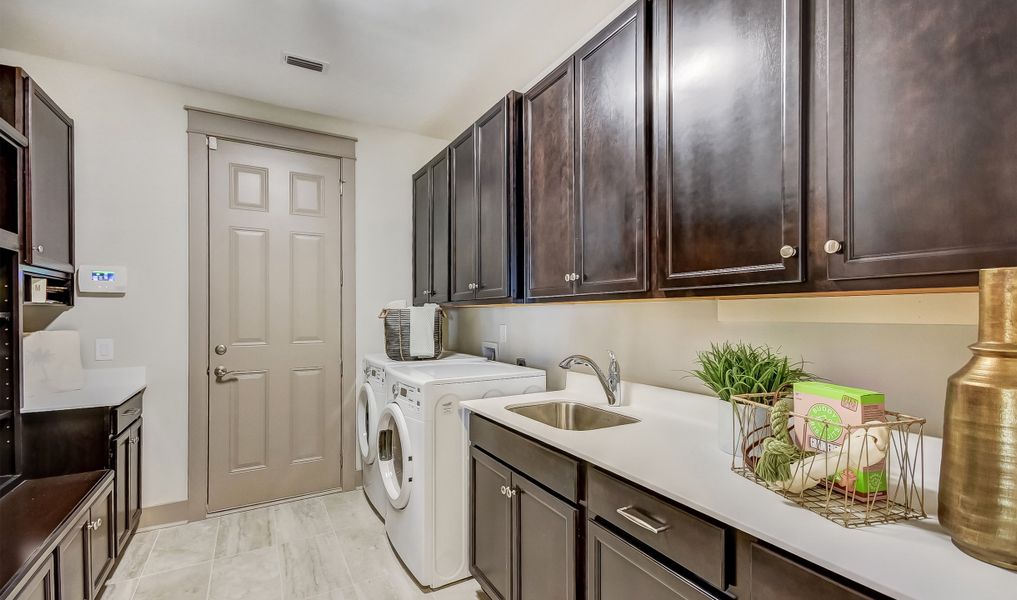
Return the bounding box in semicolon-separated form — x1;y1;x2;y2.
0;48;448;509
449;294;980;436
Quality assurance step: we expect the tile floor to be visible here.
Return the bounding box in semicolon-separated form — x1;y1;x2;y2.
102;490;488;600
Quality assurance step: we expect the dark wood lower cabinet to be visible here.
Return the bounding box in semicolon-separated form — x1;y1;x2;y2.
470;447;513;600
745;540;876;600
587;521;711;600
55;514;89;600
113;417;142;555
12;557;55;600
87;486;115;597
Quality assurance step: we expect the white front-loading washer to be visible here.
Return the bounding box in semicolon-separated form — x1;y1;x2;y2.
357;353;485;519
378;361;546;589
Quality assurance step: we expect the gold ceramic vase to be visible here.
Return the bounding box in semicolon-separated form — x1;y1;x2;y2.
939;267;1017;569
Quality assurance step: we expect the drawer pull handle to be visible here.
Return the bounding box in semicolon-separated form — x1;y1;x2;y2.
616;506;670;534
122;408;141;416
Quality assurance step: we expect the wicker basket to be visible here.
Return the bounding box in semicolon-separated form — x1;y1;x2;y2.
730;392;927;528
379;307;446;361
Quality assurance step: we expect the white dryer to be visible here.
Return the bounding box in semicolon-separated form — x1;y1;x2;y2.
378;361;546;589
357;353;485;518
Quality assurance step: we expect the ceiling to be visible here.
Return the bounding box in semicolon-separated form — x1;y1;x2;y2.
0;0;625;139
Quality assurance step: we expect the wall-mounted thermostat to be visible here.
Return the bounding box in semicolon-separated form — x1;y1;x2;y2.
77;265;127;294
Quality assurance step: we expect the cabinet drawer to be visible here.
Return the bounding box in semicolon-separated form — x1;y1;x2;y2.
749;543;876;600
469;414;579;502
587;468;728;590
112;391;143;435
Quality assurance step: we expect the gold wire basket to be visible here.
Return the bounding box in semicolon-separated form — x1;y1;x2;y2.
730;392;927;528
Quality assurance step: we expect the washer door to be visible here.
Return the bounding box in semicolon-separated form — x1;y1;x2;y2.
377;403;413;510
356;383;378;464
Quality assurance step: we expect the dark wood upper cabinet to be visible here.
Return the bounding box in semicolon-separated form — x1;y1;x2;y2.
825;0;1017;281
450;94;522;303
652;0;802;291
523;61;576;299
575;1;648;295
24;78;74;274
524;2;649;299
411;150;451;305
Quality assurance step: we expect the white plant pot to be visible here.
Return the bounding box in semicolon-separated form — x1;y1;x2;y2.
716;399;769;455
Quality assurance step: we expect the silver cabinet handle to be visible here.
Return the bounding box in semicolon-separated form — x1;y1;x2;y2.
506;487;517;498
824;240;844;254
564;274;569;283
500;485;507;496
86;518;103;530
34;244;44;253
122;408;141;417
213;366;235;379
616;506;670;534
779;245;797;259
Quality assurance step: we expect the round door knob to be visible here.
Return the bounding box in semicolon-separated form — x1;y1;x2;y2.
824;240;844;255
779;245;797;259
34;244;43;253
214;344;227;355
213;365;231;378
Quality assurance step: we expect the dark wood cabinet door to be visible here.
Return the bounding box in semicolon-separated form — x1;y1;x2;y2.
24;80;73;273
524;61;577;299
575;1;648;296
748;542;873;600
430;151;451;304
87;486;115;596
476;98;515;300
411;165;432;306
513;473;577;600
470;447;513;600
127;419;143;535
826;0;1017;280
113;427;131;554
450;126;478;301
653;0;803;290
14;556;56;600
587;520;713;600
56;515;89;600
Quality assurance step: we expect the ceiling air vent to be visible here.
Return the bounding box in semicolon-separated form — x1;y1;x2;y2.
283;53;328;73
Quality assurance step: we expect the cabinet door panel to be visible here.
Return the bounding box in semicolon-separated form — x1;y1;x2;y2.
15;556;56;600
524;61;576;299
575;2;648;295
514;474;577;600
430;152;451;304
749;542;871;600
470;447;512;600
88;485;115;595
654;0;802;290
412;166;432;306
113;428;131;554
450;127;478;301
57;515;89;600
827;0;1017;279
587;520;712;600
476;101;511;300
528;61;577;301
128;419;143;532
25;82;73;272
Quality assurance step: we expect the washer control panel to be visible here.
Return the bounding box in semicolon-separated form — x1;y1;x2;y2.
394;382;423;418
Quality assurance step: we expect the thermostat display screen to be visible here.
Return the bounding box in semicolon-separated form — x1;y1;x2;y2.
78;265;127;294
91;271;117;282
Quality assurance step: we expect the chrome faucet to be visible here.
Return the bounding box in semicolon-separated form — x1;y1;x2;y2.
558;351;621;406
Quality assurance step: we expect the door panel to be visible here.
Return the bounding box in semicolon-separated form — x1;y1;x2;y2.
412;166;432;305
127;420;142;534
827;0;1017;279
208;139;342;512
514;474;577;600
113;428;130;553
15;557;55;600
25;83;73;272
430;152;451;303
88;486;115;596
450;127;478;301
524;61;577;299
56;515;89;600
654;0;802;290
575;2;648;295
476;100;511;299
470;447;512;600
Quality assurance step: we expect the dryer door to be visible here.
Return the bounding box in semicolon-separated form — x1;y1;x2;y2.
356;383;379;464
378;403;413;510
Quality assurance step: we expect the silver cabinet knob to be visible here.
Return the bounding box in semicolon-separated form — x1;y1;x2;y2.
500;485;507;496
506;487;517;498
564;274;569;283
34;244;44;253
824;240;844;255
779;245;797;259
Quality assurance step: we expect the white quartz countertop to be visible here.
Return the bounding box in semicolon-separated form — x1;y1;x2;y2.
22;367;147;413
461;373;1017;600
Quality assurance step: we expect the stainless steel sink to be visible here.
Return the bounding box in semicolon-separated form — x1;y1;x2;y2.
505;400;639;431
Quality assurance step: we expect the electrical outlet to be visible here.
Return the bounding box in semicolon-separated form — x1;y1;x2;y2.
481;342;498;361
95;338;114;361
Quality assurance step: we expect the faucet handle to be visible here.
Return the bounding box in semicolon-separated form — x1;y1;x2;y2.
607;350;616;362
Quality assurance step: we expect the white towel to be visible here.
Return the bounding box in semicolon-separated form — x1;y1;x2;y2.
24;330;85;396
409;303;437;358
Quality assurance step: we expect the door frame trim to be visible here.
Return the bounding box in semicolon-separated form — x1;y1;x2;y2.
185;107;357;521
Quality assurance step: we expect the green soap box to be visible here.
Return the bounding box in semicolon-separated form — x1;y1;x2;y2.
792;382;887;494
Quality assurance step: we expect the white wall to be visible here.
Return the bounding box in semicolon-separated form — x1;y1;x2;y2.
0;49;447;508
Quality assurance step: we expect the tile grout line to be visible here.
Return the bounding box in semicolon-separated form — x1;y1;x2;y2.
204;519;220;600
321;496;358;596
126;527;161;600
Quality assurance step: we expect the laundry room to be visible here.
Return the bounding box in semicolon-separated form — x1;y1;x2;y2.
1;1;1016;600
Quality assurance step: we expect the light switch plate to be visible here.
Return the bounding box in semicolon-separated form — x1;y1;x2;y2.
95;338;114;361
498;324;508;344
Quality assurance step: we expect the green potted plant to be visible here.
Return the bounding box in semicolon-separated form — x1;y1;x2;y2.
690;342;813;454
